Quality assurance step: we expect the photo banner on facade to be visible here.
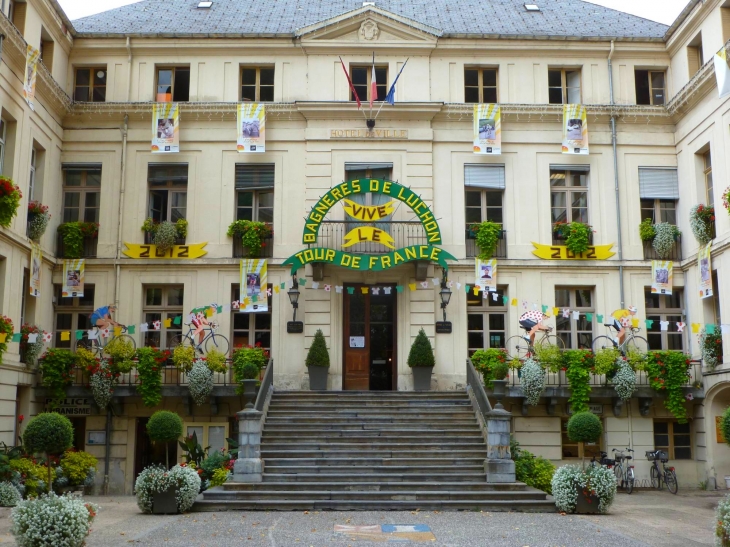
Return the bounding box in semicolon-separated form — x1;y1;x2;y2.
62;259;85;298
240;259;268;312
651;260;673;295
475;258;497;293
151;103;179;153
699;242;713;299
237;103;266;153
473;104;501;155
30;242;42;297
23;45;40;111
562;104;589;155
715;47;730;98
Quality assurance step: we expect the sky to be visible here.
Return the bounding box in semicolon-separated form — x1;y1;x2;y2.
57;0;690;24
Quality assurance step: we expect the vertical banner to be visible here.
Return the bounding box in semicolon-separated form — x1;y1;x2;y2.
651;260;673;295
698;242;713;299
240;259;268;312
62;259;85;298
473;104;501;155
562;104;589;155
23;45;40;111
475;258;497;293
30;242;42;297
715;47;730;99
151;103;180;153
237;103;266;153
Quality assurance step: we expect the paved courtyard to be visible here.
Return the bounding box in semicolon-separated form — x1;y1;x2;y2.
0;489;724;546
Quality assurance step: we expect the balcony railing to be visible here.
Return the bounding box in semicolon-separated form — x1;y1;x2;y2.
56;233;98;259
315;221;428;253
552;230;594;246
233;235;273;258
144;232;186;246
466;229;507;259
643;235;682;261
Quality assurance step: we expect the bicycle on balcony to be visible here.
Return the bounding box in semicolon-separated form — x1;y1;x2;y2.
592;326;649;356
646;449;678;494
505;311;564;359
78;325;137;357
612;447;635;494
169;318;230;356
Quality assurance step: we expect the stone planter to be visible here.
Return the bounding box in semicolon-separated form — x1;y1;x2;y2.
574;486;600;514
307;365;328;390
242;378;258;408
152;486;178;514
491;379;507;410
412;366;433;391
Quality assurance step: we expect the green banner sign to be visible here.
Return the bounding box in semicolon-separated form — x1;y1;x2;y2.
302;179;441;245
283;245;456;274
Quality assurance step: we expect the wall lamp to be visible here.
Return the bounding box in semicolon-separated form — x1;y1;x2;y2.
286;276;303;333
436;271;452;334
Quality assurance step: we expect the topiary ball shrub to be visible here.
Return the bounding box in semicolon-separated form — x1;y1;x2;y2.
407;328;435;368
306;329;330;368
23;413;74;456
241;362;259;380
146;411;183;443
0;482;21;507
567;411;603;444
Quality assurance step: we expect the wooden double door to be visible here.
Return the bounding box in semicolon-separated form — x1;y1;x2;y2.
343;284;397;391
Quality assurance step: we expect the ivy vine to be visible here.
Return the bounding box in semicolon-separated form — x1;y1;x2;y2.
470;221;502;260
136;347;165;407
39;348;77;403
645;351;692;423
58;222;99;258
563;350;594;414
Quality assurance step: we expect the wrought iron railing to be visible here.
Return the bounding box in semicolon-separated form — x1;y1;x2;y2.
466;229;507;259
643;235;682;261
315;221;428;253
144;232;186;246
56;233;98;259
552;230;594;246
232;235;273;258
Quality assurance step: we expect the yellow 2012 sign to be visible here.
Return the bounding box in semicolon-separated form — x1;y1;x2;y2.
531;242;615;260
123;243;208;259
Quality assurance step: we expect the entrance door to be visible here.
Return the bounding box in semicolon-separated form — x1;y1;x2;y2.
343;284;396;390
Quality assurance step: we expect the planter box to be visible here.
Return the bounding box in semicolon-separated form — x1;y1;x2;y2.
412;366;433;391
152;486;178;514
307;365;328;390
575;487;600;514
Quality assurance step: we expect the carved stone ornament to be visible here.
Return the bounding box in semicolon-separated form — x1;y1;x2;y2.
359;19;380;41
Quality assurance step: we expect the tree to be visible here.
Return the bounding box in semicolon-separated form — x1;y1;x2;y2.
23;413;74;490
567;411;603;468
147;411;184;468
306;329;330;368
407;328;435;368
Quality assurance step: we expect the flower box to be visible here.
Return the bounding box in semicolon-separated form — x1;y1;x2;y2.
152;486;179;514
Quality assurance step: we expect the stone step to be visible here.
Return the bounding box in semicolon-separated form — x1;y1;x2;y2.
272;391;468;397
269;400;472;407
262;473;487;482
263;465;485;474
220;481;525;492
261;442;486;451
260;449;487;459
202;489;546;502
262;457;484;467
263;429;482;437
268;409;474;416
264;417;478;425
263;422;479;431
262;435;484;444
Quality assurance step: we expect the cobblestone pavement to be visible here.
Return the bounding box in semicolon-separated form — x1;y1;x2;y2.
0;489;724;546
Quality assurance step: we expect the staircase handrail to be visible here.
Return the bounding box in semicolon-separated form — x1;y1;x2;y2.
254;357;274;412
466;358;492;415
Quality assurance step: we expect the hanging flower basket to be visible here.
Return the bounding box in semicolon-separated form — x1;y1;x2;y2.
651;222;680;259
188;359;214;405
0;177;22;228
27;201;51;241
0;315;14;363
689;204;715;245
19;323;44;367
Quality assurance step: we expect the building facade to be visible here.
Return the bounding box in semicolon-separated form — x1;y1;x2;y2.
0;0;729;493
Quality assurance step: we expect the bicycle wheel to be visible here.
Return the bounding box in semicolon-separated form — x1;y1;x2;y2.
665;469;678;494
625;467;634;495
77;335;100;356
626;335;649;354
168;334;195;352
650;464;660;489
592;336;616;353
505;335;530;360
613;463;623;489
536;335;565;350
205;333;230;356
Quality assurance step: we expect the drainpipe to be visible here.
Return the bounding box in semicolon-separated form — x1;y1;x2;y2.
608;40;625;307
114;115;128;308
103;407;111;495
0;35;5;67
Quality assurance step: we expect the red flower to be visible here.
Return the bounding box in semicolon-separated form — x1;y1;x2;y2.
18;415;24;423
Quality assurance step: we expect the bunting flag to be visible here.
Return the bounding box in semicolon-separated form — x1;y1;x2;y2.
676;322;685;333
645;320;654;329
11;333;21;343
691;323;700;334
336;286;343;294
596;314;604;324
87;330;98;340
660;321;669;332
0;333;6;343
396;286;404;293
586;313;593;323
420;281;429;289
707;324;717;335
164;318;172;328
409;283;417;291
127;325;136;335
60;332;70;342
27;333;38;343
42;332;52;343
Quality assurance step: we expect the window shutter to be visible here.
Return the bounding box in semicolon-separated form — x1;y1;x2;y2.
464;164;505;189
344;163;393;171
687;46;700;76
148;164;188;184
12;3;26;35
235;164;274;190
639;168;679;199
62;163;103;172
549;164;590;172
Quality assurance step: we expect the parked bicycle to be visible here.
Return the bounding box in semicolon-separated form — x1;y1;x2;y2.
78;325;137;357
646;449;678;494
589;451;614;469
612;447;635;494
505;326;564;360
592;325;649;356
169;320;230;356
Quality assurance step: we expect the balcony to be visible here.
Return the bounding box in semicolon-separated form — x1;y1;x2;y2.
466;228;507;259
552;230;593;246
315;221;428;253
144;232;186;246
56;233;98;259
233;235;273;258
643;234;682;261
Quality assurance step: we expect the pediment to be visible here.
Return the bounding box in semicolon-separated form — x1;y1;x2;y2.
297;7;441;45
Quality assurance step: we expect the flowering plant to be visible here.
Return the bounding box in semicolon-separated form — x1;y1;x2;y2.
701;330;724;369
26;202;50;241
723;186;730;214
227;220;272;257
135;347;165;407
57;222;100;259
471;348;509;388
188;359;214;405
716;493;730;546
39;349;76;403
652;222;680;258
645;351;692;423
0;315;15;363
88;358;118;409
0;176;22;228
553;221;593;254
19;324;44;367
689;204;715;245
612;357;636;400
521;357;545;406
27;202;48;215
0;481;21;506
552;464;617;514
134;464;201;514
11;493;98;547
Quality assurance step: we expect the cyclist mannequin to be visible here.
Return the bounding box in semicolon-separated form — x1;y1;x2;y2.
187;308;210;345
90;304;122;331
610;305;637;346
519;310;549;345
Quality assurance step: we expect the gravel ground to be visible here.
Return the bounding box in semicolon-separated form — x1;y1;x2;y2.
0;489;724;546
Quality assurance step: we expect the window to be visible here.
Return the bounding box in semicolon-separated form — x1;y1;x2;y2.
464;68;498;103
350;66;387;103
687;34;704;78
156;67;190;102
704;151;714;206
232;285;272;353
241;67;274;102
39;28;54;72
343;164;393;232
638;167;679;225
29;147;37;201
555;288;594;349
148;164;187;222
62;165;101;223
465;190;503;225
550;169;588;225
562;417;603;459
548;69;581;104
74;68;107;102
0;118;6;175
11;0;25;34
645;289;684;351
467;286;507;354
182;422;229;457
235;164;274;222
654;420;691;460
143;286;184;350
640;199;677;225
54;285;95;349
635;70;665;105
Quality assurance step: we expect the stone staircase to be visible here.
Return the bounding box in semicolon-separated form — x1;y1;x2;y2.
195;391;554;511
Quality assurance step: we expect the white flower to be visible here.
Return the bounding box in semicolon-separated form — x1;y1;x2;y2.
652;222;676;259
716;494;730;546
134;464;201;514
551;464;617;514
0;482;21;507
10;492;97;547
188;359;214;405
521;357;545;406
90;359;116;409
612;358;636;401
689;204;713;245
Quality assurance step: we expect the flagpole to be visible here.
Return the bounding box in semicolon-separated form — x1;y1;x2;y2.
374;58;408;121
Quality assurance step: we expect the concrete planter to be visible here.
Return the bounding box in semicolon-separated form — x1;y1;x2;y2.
491;379;507;410
307;365;328;390
242;379;258;408
412;366;433;391
574;486;600;514
152;486;178;514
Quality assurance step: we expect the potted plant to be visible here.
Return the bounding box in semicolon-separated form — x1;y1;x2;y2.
27;201;50;241
134;464;200;514
407;328;435;391
0;176;22;228
553;221;592;254
551;463;616;515
57;221;99;258
188;358;214;405
104;335;135;375
39;348;77;403
469;221;502;259
0;314;13;363
700;329;724;369
172;344;195;374
227;219;272;257
567;411;605;513
146;410;183;469
205;349;228;375
141;217;187;251
22;413;74;492
232;345;267;407
306;329;330;390
19;323;43;367
689;204;715;245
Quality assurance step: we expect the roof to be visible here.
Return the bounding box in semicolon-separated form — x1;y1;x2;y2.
71;0;668;40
